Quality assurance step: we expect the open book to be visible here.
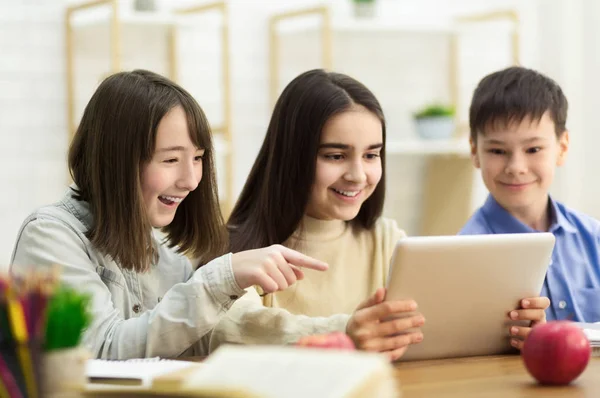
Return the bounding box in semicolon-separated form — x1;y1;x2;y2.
180;346;399;398
85;346;399;398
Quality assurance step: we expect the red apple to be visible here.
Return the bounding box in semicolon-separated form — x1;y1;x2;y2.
522;321;591;385
295;332;356;350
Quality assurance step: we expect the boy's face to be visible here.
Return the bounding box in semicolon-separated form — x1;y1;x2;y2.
471;111;569;216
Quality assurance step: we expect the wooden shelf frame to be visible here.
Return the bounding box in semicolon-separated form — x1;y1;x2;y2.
268;6;333;108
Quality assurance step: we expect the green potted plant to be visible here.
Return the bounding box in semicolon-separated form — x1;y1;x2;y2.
352;0;377;18
42;285;92;395
413;103;456;140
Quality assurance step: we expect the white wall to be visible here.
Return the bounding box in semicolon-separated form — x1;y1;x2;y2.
536;0;584;208
0;0;597;265
0;1;69;266
578;0;600;216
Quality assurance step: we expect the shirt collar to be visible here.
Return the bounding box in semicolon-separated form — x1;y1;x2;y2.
481;194;578;234
62;184;94;230
549;197;578;234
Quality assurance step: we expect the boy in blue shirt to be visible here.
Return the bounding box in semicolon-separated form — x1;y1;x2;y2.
461;66;600;329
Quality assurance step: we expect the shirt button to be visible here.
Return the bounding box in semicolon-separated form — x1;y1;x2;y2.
133;304;142;313
229;295;239;300
558;300;567;309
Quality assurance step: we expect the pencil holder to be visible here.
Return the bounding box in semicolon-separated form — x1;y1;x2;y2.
41;346;89;397
0;340;43;398
0;267;90;397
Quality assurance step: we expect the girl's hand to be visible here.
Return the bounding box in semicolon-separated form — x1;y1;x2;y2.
232;245;328;292
347;288;425;361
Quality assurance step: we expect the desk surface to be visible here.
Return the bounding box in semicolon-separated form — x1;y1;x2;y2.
88;355;599;397
395;355;600;397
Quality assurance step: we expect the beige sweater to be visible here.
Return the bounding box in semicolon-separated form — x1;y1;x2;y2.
264;216;406;316
207;217;405;351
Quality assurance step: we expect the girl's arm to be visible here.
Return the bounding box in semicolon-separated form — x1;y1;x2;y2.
207;287;350;351
207;287;424;362
11;216;245;360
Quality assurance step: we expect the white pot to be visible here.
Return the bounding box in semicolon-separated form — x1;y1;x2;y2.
134;0;156;12
414;116;455;140
42;347;90;396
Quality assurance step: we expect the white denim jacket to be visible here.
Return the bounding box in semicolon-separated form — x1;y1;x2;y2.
10;188;246;359
10;188;350;359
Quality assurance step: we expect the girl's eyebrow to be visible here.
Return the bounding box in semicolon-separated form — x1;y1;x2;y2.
319;143;383;150
156;146;206;153
156;146;185;153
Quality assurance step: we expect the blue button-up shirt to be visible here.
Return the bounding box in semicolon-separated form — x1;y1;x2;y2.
460;195;600;322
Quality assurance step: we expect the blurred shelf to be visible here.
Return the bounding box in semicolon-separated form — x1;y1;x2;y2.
72;11;172;27
270;6;517;236
278;18;454;35
386;138;470;156
328;19;455;34
71;11;222;28
277;18;515;35
66;0;234;213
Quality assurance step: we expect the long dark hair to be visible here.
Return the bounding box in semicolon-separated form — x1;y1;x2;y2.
228;69;386;252
69;70;226;272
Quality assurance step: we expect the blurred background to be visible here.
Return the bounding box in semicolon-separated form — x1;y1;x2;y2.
0;0;596;265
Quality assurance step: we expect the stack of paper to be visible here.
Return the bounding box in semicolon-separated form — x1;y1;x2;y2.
582;328;600;347
86;357;201;387
576;322;600;356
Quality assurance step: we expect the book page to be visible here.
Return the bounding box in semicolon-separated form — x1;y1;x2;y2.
182;346;399;398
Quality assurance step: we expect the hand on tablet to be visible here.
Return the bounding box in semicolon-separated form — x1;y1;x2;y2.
507;296;550;350
346;287;425;361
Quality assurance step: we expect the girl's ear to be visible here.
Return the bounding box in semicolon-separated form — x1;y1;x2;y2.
556;130;569;166
470;137;481;169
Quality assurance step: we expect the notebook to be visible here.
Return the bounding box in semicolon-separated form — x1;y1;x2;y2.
577;322;600;356
86;357;201;387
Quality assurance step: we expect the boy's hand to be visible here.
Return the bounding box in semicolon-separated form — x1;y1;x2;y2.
346;288;425;362
508;296;550;350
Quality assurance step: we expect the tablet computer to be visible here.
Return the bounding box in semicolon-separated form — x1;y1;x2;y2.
385;233;555;361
